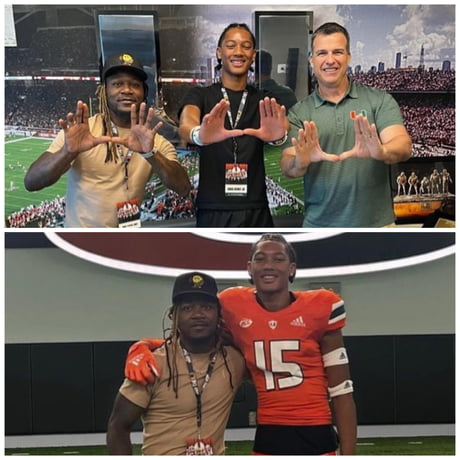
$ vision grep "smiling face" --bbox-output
[309,31,351,91]
[248,239,296,296]
[216,26,256,79]
[105,71,145,125]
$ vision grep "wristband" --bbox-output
[268,131,288,147]
[190,126,206,146]
[139,147,158,159]
[328,379,354,398]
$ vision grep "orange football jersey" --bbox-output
[219,286,346,425]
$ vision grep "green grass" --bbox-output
[4,137,304,225]
[264,144,304,203]
[356,436,456,455]
[4,137,67,219]
[4,436,455,455]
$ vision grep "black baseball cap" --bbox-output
[101,52,148,81]
[172,272,218,303]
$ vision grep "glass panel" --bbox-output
[255,11,313,105]
[96,11,160,106]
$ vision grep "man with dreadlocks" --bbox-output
[107,271,246,455]
[125,234,357,455]
[24,52,190,227]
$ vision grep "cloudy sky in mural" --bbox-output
[198,4,455,72]
[335,4,455,71]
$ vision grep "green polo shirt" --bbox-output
[287,79,405,227]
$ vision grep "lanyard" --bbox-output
[220,87,248,129]
[221,87,248,164]
[182,347,217,432]
[111,123,134,189]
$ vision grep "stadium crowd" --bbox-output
[395,93,455,149]
[400,102,455,148]
[6,69,455,151]
[6,81,98,130]
[6,26,98,75]
[5,22,456,227]
[352,68,455,92]
[265,176,303,215]
[6,82,455,158]
[141,188,197,222]
[6,196,65,228]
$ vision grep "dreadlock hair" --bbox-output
[162,300,235,399]
[96,84,119,163]
[215,23,256,74]
[248,233,297,284]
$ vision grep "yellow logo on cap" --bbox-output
[191,275,204,288]
[121,54,134,65]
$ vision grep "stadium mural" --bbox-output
[4,4,455,228]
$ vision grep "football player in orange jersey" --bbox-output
[124,234,357,455]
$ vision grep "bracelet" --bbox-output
[268,131,288,147]
[139,147,158,159]
[190,126,206,146]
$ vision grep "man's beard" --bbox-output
[108,101,136,123]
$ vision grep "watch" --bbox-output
[139,147,158,159]
[268,131,288,147]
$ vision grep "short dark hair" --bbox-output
[311,22,350,53]
[248,234,297,283]
[215,23,256,73]
[217,23,256,48]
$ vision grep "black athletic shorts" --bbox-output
[196,207,274,227]
[253,424,339,455]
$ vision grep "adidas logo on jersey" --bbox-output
[290,316,306,327]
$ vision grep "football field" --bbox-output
[4,137,67,219]
[4,137,304,224]
[263,144,304,200]
[4,436,455,455]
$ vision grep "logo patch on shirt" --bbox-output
[290,316,306,327]
[349,109,367,119]
[239,318,253,328]
[268,320,277,330]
